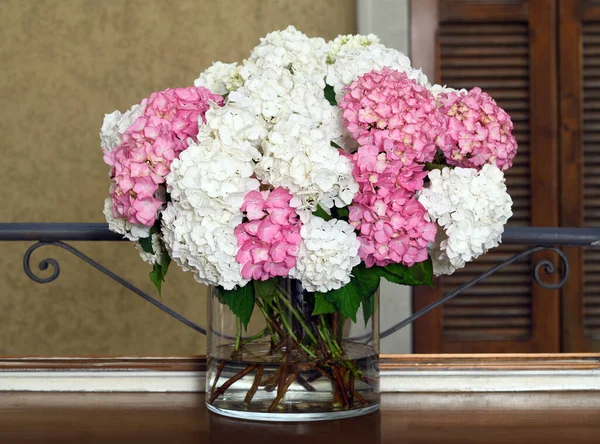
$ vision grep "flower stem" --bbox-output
[209,364,258,404]
[241,328,268,346]
[268,369,299,412]
[234,317,242,352]
[244,365,264,404]
[274,287,318,344]
[255,299,279,347]
[276,306,317,359]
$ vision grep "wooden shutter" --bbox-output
[411,0,560,353]
[561,0,600,352]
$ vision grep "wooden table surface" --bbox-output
[1,392,599,443]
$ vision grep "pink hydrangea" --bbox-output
[348,138,436,268]
[103,86,223,226]
[339,67,444,166]
[349,193,437,268]
[437,87,517,171]
[235,187,302,281]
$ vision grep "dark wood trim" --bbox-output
[439,1,529,22]
[582,3,600,21]
[0,355,598,372]
[413,281,444,354]
[411,0,444,355]
[0,357,206,372]
[528,0,561,352]
[381,353,600,370]
[559,0,584,352]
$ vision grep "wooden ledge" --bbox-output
[1,354,598,372]
[0,354,598,393]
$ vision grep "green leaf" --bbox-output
[376,257,433,287]
[424,162,447,172]
[352,263,380,298]
[330,141,342,149]
[218,285,256,330]
[313,293,337,316]
[324,84,337,106]
[139,236,154,255]
[161,249,171,277]
[149,262,163,295]
[323,280,361,322]
[408,257,434,287]
[334,206,349,219]
[361,293,375,326]
[312,204,332,221]
[352,263,380,325]
[253,279,277,304]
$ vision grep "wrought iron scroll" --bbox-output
[2,223,599,339]
[22,240,206,335]
[379,246,569,339]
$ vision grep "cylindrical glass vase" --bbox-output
[206,278,380,421]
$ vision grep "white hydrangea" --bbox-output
[161,202,245,290]
[326,33,380,64]
[256,114,358,210]
[248,25,327,83]
[198,101,267,159]
[163,134,260,289]
[194,62,243,96]
[103,197,150,241]
[417,165,513,276]
[326,41,428,102]
[428,83,468,98]
[236,26,329,121]
[134,233,163,265]
[99,100,147,153]
[290,211,361,292]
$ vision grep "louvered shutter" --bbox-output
[412,0,560,353]
[561,0,600,352]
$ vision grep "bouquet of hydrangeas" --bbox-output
[100,26,515,414]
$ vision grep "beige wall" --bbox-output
[0,0,356,356]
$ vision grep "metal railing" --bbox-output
[2,223,599,339]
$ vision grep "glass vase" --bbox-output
[206,278,380,421]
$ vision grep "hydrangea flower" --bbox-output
[198,100,268,161]
[247,25,327,84]
[437,87,518,171]
[135,233,164,265]
[162,132,260,289]
[417,164,513,275]
[428,84,467,98]
[100,100,147,155]
[235,188,302,280]
[194,61,243,96]
[349,193,437,268]
[326,37,428,103]
[256,114,358,211]
[102,86,223,228]
[161,201,246,290]
[103,197,150,241]
[290,211,361,292]
[339,67,445,166]
[326,34,380,64]
[238,26,328,121]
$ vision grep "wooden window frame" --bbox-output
[412,0,562,354]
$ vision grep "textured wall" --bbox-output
[0,0,356,356]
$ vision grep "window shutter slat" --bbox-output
[583,19,600,341]
[438,19,534,342]
[412,0,560,354]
